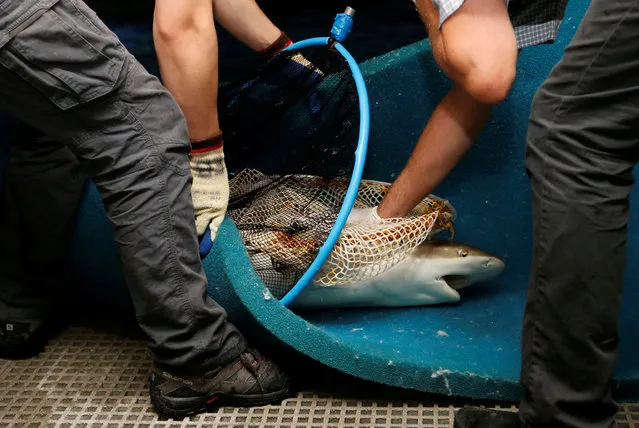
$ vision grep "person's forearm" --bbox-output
[153,0,221,141]
[377,85,492,218]
[212,0,281,52]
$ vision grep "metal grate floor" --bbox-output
[1,325,637,427]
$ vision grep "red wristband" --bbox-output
[259,31,293,60]
[190,134,224,154]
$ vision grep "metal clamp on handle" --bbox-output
[330,7,356,43]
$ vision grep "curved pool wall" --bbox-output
[2,0,639,401]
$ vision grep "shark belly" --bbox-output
[290,257,461,309]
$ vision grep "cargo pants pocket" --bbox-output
[0,0,126,111]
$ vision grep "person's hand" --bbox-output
[284,52,323,115]
[257,51,323,116]
[346,206,383,225]
[189,137,229,242]
[258,32,323,116]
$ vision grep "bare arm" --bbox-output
[377,0,518,218]
[153,0,221,141]
[212,0,282,53]
[415,0,517,103]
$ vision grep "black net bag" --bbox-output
[218,41,364,299]
[220,44,360,178]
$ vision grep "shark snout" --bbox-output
[470,256,506,285]
[484,257,505,272]
[474,256,506,279]
[441,256,505,290]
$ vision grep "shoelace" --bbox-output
[241,348,266,392]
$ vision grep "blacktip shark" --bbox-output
[288,239,506,309]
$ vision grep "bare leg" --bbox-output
[212,0,282,52]
[376,0,517,219]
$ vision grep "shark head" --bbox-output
[411,239,505,290]
[292,238,506,309]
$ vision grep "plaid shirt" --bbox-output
[432,0,570,48]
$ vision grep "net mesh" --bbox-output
[228,169,456,299]
[218,42,456,299]
[219,45,359,178]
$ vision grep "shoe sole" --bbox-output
[0,340,47,360]
[149,383,295,419]
[452,407,522,428]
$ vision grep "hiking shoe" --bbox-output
[149,346,293,418]
[454,407,522,428]
[0,320,50,360]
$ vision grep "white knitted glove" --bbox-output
[189,137,229,241]
[346,206,383,225]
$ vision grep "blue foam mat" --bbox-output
[2,0,639,402]
[69,184,527,400]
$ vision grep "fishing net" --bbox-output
[218,41,456,300]
[219,44,359,178]
[227,169,456,299]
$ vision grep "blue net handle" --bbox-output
[199,9,370,308]
[279,10,370,306]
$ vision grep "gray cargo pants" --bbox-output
[0,0,246,372]
[520,0,639,426]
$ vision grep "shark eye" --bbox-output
[458,249,468,257]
